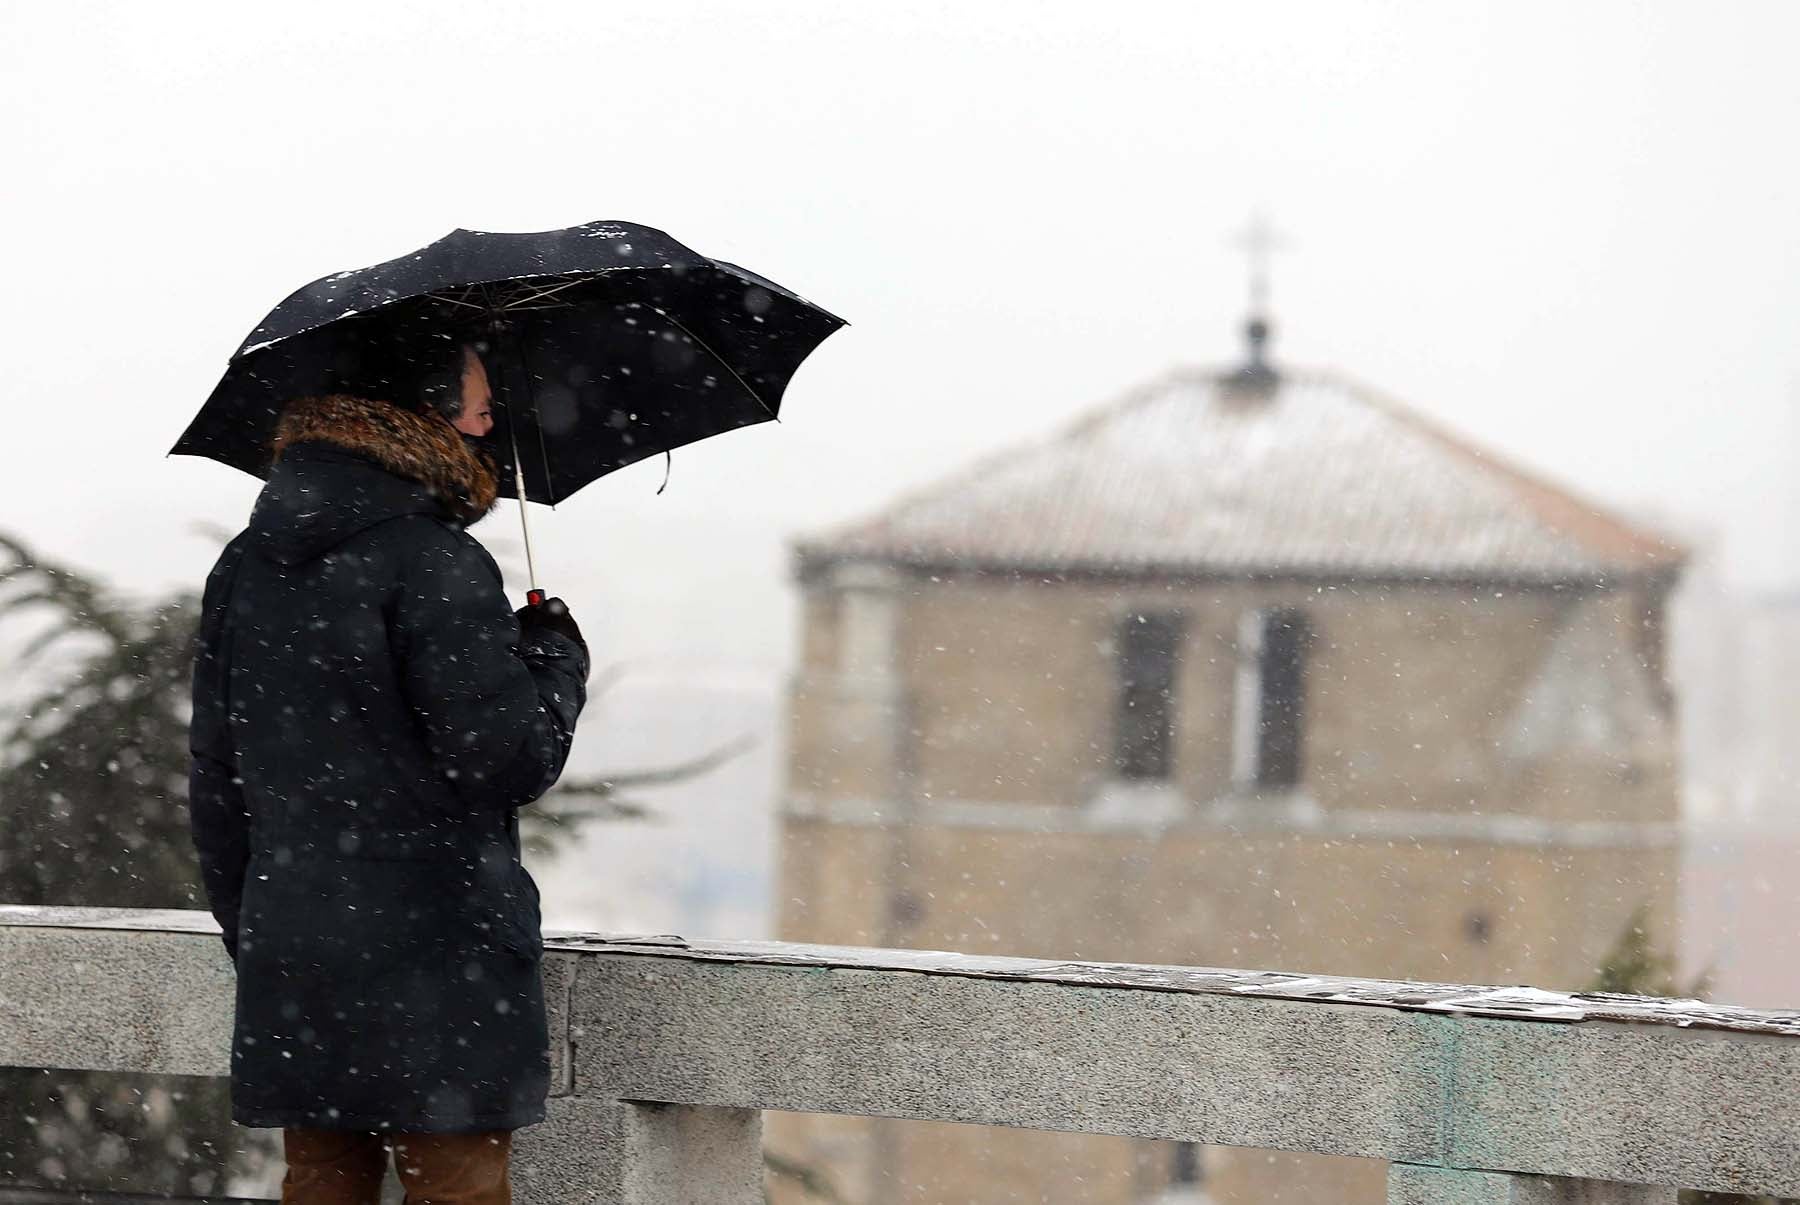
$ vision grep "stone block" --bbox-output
[544,952,576,1095]
[513,1097,762,1205]
[1390,1166,1675,1204]
[1448,1018,1800,1198]
[514,1096,623,1205]
[572,955,1446,1163]
[0,926,232,1076]
[619,1102,763,1205]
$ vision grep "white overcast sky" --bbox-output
[3,0,1797,676]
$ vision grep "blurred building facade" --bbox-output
[1673,573,1800,1008]
[769,326,1686,1205]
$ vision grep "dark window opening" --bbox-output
[1113,611,1183,780]
[1170,1140,1204,1186]
[1235,607,1311,790]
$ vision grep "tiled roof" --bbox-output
[800,367,1683,583]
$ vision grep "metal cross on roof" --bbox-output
[1232,208,1287,323]
[1227,210,1288,389]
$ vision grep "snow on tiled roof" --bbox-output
[801,367,1683,583]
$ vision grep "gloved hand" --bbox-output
[516,596,586,657]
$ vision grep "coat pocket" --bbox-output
[468,845,541,961]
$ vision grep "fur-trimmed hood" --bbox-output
[247,395,500,567]
[272,394,499,524]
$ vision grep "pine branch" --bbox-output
[0,535,134,646]
[555,734,755,797]
[764,1150,850,1204]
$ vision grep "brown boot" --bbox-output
[281,1129,387,1205]
[390,1130,513,1205]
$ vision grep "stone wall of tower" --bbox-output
[778,820,1678,988]
[770,564,1682,1205]
[786,567,1680,823]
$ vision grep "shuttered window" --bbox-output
[1232,608,1311,790]
[1114,612,1183,781]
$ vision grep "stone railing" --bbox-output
[1,907,1797,1204]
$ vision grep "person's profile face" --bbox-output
[452,346,494,437]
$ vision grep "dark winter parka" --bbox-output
[187,394,588,1134]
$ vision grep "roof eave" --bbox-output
[794,546,1685,593]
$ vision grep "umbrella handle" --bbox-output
[509,409,544,610]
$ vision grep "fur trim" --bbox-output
[272,395,499,524]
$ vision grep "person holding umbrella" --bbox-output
[180,220,843,1203]
[188,325,589,1202]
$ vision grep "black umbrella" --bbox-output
[173,220,845,595]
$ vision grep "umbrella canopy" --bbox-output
[172,221,846,505]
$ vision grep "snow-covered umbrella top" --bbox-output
[173,220,846,505]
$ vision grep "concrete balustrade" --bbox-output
[1,907,1794,1203]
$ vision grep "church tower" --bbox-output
[769,259,1685,1204]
